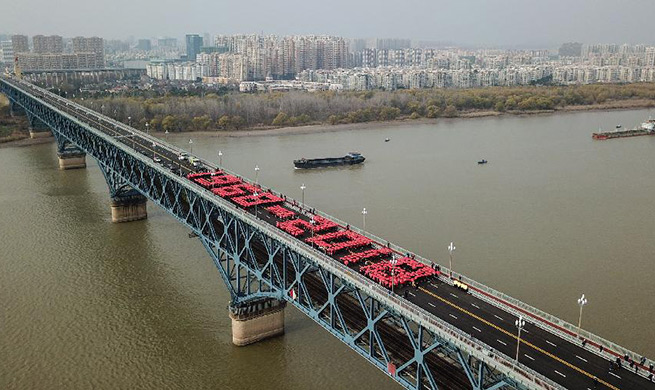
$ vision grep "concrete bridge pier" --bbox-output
[28,115,53,139]
[110,192,147,223]
[57,150,87,170]
[229,298,286,346]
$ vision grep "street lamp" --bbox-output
[253,190,259,216]
[300,183,306,205]
[189,139,193,153]
[128,116,131,127]
[165,129,169,141]
[255,165,260,185]
[515,316,526,361]
[362,207,367,230]
[152,142,157,159]
[145,122,149,135]
[577,294,588,337]
[218,150,223,166]
[448,242,456,279]
[391,257,398,293]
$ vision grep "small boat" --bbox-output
[477,159,488,165]
[385,138,391,142]
[294,152,365,169]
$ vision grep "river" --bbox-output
[2,109,654,389]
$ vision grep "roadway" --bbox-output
[6,77,655,389]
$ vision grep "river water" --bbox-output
[2,109,655,389]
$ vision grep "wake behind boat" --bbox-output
[294,152,365,169]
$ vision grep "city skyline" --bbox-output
[3,0,655,47]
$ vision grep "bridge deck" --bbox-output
[4,76,654,390]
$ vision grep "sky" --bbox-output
[3,0,655,47]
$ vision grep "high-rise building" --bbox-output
[33,35,63,53]
[186,34,203,61]
[72,36,105,67]
[11,35,29,54]
[157,37,177,48]
[1,40,14,64]
[137,39,152,51]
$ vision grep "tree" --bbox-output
[217,115,231,130]
[426,105,441,118]
[231,115,245,130]
[191,115,212,130]
[443,105,458,118]
[161,115,177,132]
[272,112,288,126]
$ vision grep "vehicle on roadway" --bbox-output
[178,152,189,161]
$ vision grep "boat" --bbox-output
[385,138,391,142]
[294,152,365,169]
[592,118,655,140]
[478,159,488,165]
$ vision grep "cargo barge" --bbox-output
[294,152,365,169]
[592,119,655,140]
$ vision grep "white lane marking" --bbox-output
[494,314,504,321]
[576,355,588,363]
[471,303,481,309]
[609,372,621,379]
[430,283,439,288]
[408,292,416,297]
[545,340,557,347]
[449,314,458,319]
[472,326,482,333]
[428,302,436,308]
[522,328,529,334]
[554,370,566,378]
[449,293,458,298]
[497,339,507,346]
[524,354,535,361]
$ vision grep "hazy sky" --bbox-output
[3,0,655,47]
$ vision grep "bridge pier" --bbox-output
[229,298,286,346]
[57,150,87,170]
[110,192,147,223]
[28,116,53,139]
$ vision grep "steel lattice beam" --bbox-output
[1,78,557,390]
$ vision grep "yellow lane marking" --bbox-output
[418,287,619,390]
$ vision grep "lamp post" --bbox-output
[218,150,223,166]
[577,294,588,337]
[448,242,456,279]
[145,122,149,135]
[255,165,260,185]
[253,190,259,216]
[128,116,131,127]
[165,129,169,141]
[391,257,398,293]
[515,316,526,361]
[300,183,306,205]
[310,215,315,244]
[362,207,367,231]
[189,139,193,153]
[152,142,157,160]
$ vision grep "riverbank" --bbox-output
[161,98,655,138]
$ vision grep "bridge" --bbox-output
[2,75,654,390]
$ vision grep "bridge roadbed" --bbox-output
[6,77,655,390]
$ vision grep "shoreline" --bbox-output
[1,99,653,147]
[162,98,655,139]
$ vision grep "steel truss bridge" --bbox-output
[2,76,654,390]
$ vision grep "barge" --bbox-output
[294,152,365,169]
[592,119,655,140]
